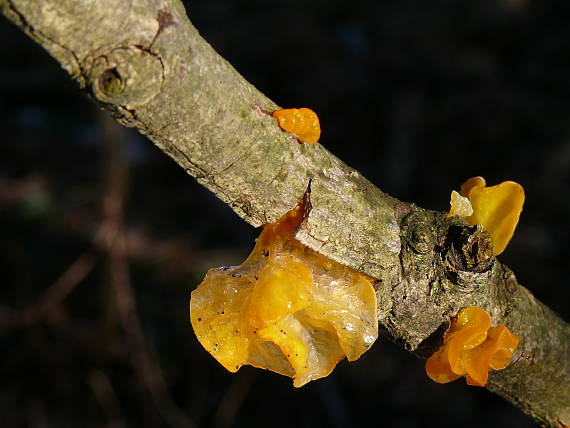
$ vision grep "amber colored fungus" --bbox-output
[190,201,378,387]
[425,306,519,387]
[459,176,487,197]
[272,108,321,143]
[448,177,525,255]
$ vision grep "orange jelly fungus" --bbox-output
[425,306,519,387]
[448,176,525,255]
[272,108,321,144]
[190,201,378,387]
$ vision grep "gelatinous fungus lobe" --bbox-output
[447,190,473,218]
[425,306,519,386]
[272,108,321,143]
[190,199,378,387]
[448,176,525,255]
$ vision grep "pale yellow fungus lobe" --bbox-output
[425,306,519,386]
[448,176,525,255]
[447,190,473,218]
[190,198,378,387]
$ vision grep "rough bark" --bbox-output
[1,0,568,426]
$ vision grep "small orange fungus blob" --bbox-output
[425,306,519,387]
[272,107,321,143]
[190,200,378,387]
[448,177,525,255]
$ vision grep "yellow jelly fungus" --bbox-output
[272,108,321,143]
[190,200,378,387]
[459,176,487,197]
[447,190,473,218]
[448,177,525,255]
[425,306,519,387]
[463,325,520,386]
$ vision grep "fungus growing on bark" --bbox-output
[190,195,378,387]
[447,190,473,218]
[425,306,519,386]
[448,177,525,255]
[272,108,321,143]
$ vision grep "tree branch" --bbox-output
[1,0,568,426]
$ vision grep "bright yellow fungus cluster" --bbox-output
[448,176,525,255]
[425,306,519,386]
[272,108,321,144]
[190,201,378,387]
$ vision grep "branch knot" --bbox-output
[445,224,494,292]
[89,46,164,109]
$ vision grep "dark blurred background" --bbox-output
[1,1,569,427]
